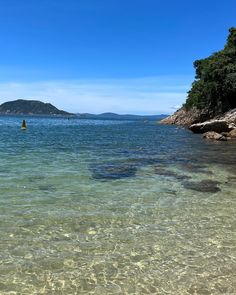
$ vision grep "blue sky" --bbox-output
[0,0,235,114]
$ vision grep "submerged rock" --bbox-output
[90,163,137,180]
[183,179,221,193]
[154,167,191,180]
[202,131,227,141]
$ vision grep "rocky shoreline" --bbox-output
[161,107,236,141]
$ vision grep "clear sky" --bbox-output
[0,0,235,114]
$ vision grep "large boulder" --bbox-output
[228,128,236,138]
[189,120,233,134]
[202,131,227,141]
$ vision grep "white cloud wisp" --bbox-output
[0,76,192,114]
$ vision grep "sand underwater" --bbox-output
[0,116,236,294]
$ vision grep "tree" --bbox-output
[184,27,236,116]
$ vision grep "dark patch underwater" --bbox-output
[182,179,221,193]
[90,163,137,180]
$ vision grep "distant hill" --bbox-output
[76,112,168,121]
[0,99,73,116]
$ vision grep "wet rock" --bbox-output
[90,163,137,180]
[202,131,227,141]
[183,180,221,193]
[189,120,233,134]
[228,128,236,138]
[221,132,230,137]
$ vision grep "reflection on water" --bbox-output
[0,116,236,294]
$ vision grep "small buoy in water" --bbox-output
[21,119,27,130]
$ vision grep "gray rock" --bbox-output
[228,128,236,138]
[217,108,236,124]
[161,107,236,129]
[160,107,208,126]
[189,120,233,134]
[221,132,230,137]
[202,131,227,141]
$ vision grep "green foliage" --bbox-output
[185,27,236,114]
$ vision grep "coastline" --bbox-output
[160,107,236,140]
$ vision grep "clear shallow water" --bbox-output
[0,116,236,294]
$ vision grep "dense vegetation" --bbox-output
[185,27,236,115]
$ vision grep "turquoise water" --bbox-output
[0,116,236,294]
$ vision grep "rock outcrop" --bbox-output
[189,120,234,134]
[160,107,208,126]
[161,107,236,141]
[216,108,236,124]
[228,128,236,138]
[202,131,227,141]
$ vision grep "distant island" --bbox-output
[0,99,73,116]
[76,112,167,121]
[0,99,167,120]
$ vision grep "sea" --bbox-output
[0,116,236,295]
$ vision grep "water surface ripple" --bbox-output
[0,116,236,294]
